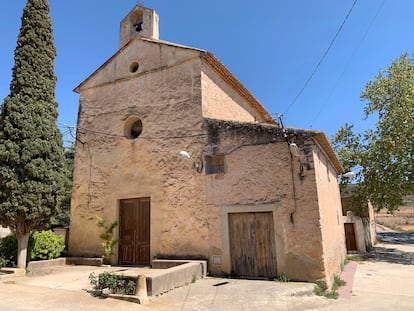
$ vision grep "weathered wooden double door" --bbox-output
[119,198,150,266]
[229,212,277,279]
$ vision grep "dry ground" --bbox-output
[375,204,414,231]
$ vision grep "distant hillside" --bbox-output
[376,194,414,231]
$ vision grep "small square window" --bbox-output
[205,155,225,175]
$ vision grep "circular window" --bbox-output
[124,117,143,139]
[130,62,139,73]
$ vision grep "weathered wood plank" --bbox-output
[229,212,277,278]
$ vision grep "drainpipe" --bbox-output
[277,114,300,224]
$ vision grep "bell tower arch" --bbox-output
[119,6,159,48]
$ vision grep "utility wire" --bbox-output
[283,0,358,115]
[309,0,386,128]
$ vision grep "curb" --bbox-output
[338,261,358,299]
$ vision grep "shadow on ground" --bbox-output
[364,232,414,265]
[378,232,414,245]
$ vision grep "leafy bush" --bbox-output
[96,216,118,263]
[89,271,136,295]
[0,256,10,268]
[29,230,64,261]
[0,235,18,266]
[0,230,64,265]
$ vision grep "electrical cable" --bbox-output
[283,0,358,115]
[309,0,386,128]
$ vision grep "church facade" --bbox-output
[68,6,346,289]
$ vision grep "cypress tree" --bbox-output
[0,0,66,268]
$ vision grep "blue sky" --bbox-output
[1,0,412,143]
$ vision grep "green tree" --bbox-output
[0,0,66,268]
[332,54,414,213]
[50,143,74,227]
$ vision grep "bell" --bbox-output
[135,22,143,32]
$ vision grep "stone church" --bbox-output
[68,5,346,289]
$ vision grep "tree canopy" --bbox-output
[0,0,67,268]
[332,54,414,213]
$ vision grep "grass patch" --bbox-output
[276,274,290,283]
[334,275,346,287]
[346,255,366,262]
[313,275,346,300]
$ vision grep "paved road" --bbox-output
[1,231,413,310]
[377,231,414,245]
[326,231,414,311]
[0,282,145,311]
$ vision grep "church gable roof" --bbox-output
[73,37,203,93]
[74,37,274,124]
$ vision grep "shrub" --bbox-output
[29,230,64,261]
[89,271,136,295]
[0,235,18,266]
[96,216,118,263]
[0,230,64,265]
[0,256,10,268]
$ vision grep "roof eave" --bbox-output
[312,132,344,174]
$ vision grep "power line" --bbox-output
[283,0,358,115]
[309,0,386,128]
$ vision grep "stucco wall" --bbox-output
[203,120,330,283]
[201,63,264,123]
[78,39,202,92]
[70,21,344,288]
[69,38,277,264]
[69,52,211,260]
[313,144,346,288]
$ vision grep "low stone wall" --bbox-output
[147,261,205,296]
[0,268,25,280]
[25,257,207,301]
[152,259,207,276]
[26,258,66,276]
[26,257,102,276]
[65,257,103,266]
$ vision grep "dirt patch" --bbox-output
[376,206,414,231]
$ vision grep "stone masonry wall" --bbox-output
[313,145,346,289]
[203,119,328,283]
[69,54,210,260]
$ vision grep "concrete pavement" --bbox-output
[326,231,414,311]
[0,265,149,311]
[0,265,326,311]
[1,231,414,310]
[327,259,414,310]
[146,277,330,311]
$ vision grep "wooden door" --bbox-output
[229,212,277,279]
[119,198,150,266]
[344,223,357,251]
